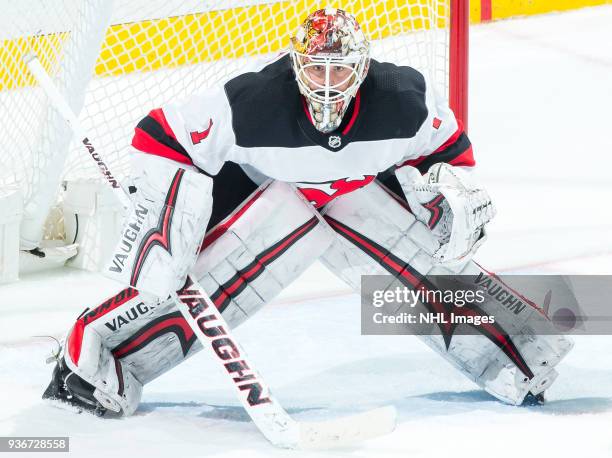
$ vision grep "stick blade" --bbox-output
[297,405,397,450]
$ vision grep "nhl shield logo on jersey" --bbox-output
[328,135,342,148]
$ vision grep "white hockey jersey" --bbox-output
[131,54,473,207]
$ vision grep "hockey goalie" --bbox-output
[43,8,572,416]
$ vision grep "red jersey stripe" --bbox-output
[132,127,194,165]
[148,108,178,141]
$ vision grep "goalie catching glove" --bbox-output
[396,163,496,263]
[103,153,213,298]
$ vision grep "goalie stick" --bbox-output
[25,55,397,449]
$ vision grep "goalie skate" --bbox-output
[42,357,107,417]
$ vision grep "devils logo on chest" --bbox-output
[296,175,376,207]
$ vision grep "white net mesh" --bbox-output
[0,0,453,248]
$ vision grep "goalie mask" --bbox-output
[290,8,370,133]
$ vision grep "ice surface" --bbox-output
[1,6,612,457]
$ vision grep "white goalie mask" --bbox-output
[290,8,370,133]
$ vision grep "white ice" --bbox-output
[1,5,612,457]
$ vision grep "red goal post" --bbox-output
[449,0,469,132]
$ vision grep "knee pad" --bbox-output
[192,180,334,328]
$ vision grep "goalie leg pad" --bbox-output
[103,153,213,298]
[60,180,334,408]
[191,180,334,329]
[320,180,573,405]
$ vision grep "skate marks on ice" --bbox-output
[142,352,612,427]
[138,400,320,423]
[414,390,612,416]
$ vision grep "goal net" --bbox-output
[0,0,467,254]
